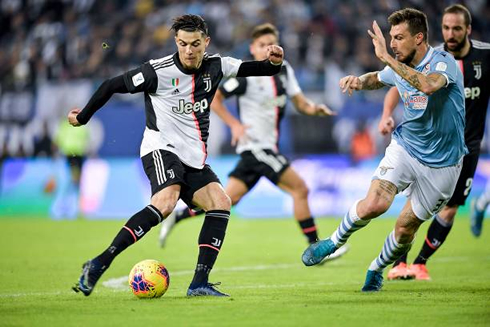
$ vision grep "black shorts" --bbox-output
[229,149,290,190]
[447,151,480,206]
[141,149,221,208]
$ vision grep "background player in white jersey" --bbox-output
[302,8,466,292]
[379,5,490,280]
[70,14,284,297]
[158,23,346,259]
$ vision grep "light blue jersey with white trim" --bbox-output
[378,46,467,167]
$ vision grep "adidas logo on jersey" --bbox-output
[172,98,209,114]
[172,88,180,95]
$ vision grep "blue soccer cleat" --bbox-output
[72,259,108,296]
[470,199,485,237]
[301,238,338,266]
[187,282,229,297]
[361,270,384,292]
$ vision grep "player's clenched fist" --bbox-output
[267,45,284,65]
[68,108,82,127]
[339,75,362,96]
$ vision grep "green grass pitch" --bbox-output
[0,216,489,326]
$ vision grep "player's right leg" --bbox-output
[302,179,397,266]
[73,149,182,296]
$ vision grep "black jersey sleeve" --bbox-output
[122,62,158,94]
[76,75,129,125]
[236,59,282,77]
[219,77,247,98]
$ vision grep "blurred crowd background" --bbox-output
[1,0,489,161]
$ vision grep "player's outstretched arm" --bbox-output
[339,72,384,96]
[368,20,447,95]
[378,86,398,135]
[236,45,284,77]
[291,93,336,116]
[211,90,248,146]
[69,75,129,127]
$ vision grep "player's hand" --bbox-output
[368,20,389,64]
[230,122,249,147]
[68,108,82,127]
[267,45,284,65]
[315,104,337,116]
[378,115,395,135]
[339,75,362,96]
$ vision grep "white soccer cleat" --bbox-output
[159,211,177,248]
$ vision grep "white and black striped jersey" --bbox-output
[122,53,242,169]
[436,40,490,154]
[219,61,301,153]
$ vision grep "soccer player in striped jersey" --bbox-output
[158,23,347,260]
[379,5,490,280]
[70,14,284,297]
[302,8,467,292]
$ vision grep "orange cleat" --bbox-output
[408,264,431,280]
[387,262,415,280]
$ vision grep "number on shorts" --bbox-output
[433,198,448,213]
[463,178,473,196]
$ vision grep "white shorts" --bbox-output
[373,140,462,220]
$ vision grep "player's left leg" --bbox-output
[182,167,232,297]
[277,166,319,244]
[363,200,423,292]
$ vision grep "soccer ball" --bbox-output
[128,259,170,298]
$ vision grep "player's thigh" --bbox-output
[225,177,249,205]
[446,152,479,207]
[409,162,462,221]
[358,179,397,218]
[192,182,231,211]
[277,166,308,195]
[150,184,181,216]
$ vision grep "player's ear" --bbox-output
[416,32,424,46]
[467,24,472,37]
[204,36,211,47]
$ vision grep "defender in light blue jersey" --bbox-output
[301,8,466,292]
[379,47,467,167]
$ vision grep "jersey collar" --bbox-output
[416,46,434,69]
[173,52,204,75]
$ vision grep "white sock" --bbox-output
[330,200,370,247]
[368,230,412,272]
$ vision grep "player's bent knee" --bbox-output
[362,199,390,218]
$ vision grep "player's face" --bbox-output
[175,30,210,70]
[389,22,420,65]
[442,13,471,53]
[250,34,278,61]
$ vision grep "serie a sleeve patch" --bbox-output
[132,72,145,87]
[435,62,447,72]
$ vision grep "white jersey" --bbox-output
[220,61,301,153]
[123,53,242,169]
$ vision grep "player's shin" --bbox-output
[413,214,453,264]
[190,210,230,288]
[96,205,163,266]
[330,200,370,247]
[369,230,412,272]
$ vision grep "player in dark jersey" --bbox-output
[157,23,347,261]
[70,14,284,297]
[378,5,490,280]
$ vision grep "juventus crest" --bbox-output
[203,74,212,92]
[473,62,482,80]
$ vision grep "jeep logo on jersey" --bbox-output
[203,74,212,92]
[172,98,209,114]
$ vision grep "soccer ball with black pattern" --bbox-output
[128,259,170,298]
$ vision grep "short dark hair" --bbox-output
[388,8,429,43]
[171,14,209,36]
[444,4,472,26]
[251,23,279,41]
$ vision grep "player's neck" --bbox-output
[449,40,471,59]
[410,43,429,68]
